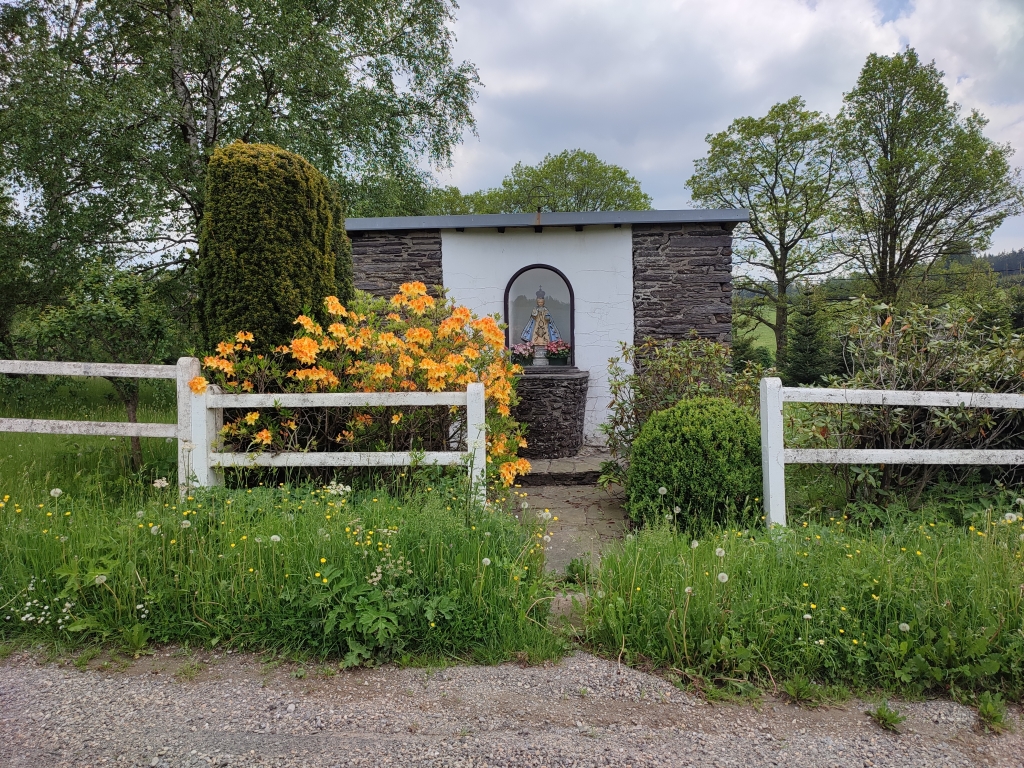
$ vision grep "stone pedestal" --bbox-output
[512,367,589,459]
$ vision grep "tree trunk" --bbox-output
[773,293,789,371]
[124,390,144,472]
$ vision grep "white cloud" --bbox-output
[441,0,1024,251]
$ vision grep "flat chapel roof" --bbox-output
[344,208,748,232]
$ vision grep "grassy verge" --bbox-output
[0,475,561,665]
[585,514,1024,698]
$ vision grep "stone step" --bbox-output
[519,450,610,486]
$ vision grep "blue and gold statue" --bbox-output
[521,287,561,364]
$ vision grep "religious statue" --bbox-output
[520,287,562,365]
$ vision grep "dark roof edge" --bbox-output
[344,209,748,232]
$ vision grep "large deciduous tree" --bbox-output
[0,0,479,270]
[834,48,1023,303]
[431,149,653,214]
[688,97,841,367]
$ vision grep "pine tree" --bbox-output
[783,293,835,385]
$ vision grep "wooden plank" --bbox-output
[0,360,177,379]
[781,387,1024,409]
[760,377,787,526]
[212,451,468,468]
[208,392,468,409]
[785,448,1024,465]
[0,418,176,439]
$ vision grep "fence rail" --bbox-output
[1,358,488,497]
[760,377,1024,527]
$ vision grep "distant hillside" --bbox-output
[983,250,1024,277]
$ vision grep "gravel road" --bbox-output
[1,648,1021,768]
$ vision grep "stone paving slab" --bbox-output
[514,483,630,574]
[519,449,611,486]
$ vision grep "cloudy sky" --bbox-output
[436,0,1024,253]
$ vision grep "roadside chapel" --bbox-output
[344,209,745,459]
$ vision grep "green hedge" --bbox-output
[627,397,761,524]
[197,141,353,351]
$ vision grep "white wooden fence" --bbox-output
[760,376,1024,527]
[0,357,488,496]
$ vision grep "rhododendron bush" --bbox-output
[190,283,531,488]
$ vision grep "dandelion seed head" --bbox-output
[658,486,668,496]
[684,586,693,594]
[481,558,491,566]
[673,506,681,514]
[180,520,191,529]
[93,574,107,585]
[715,547,726,557]
[899,622,910,632]
[150,525,160,535]
[691,540,699,549]
[803,614,812,620]
[49,488,62,498]
[136,510,144,519]
[1004,512,1019,523]
[717,572,728,583]
[270,535,281,543]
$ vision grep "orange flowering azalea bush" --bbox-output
[194,283,531,488]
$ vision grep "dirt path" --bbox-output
[2,648,1021,768]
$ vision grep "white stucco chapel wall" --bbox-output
[441,226,634,442]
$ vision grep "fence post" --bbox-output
[760,376,786,527]
[190,383,224,488]
[466,382,487,501]
[176,357,200,496]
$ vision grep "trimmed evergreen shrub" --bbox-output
[627,397,761,525]
[197,141,354,351]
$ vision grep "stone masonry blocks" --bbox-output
[632,223,733,344]
[512,369,590,459]
[350,230,443,297]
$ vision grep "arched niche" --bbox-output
[504,264,575,363]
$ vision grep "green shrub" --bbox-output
[783,291,837,385]
[626,397,762,524]
[197,141,353,352]
[600,335,772,484]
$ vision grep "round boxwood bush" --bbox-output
[626,396,761,524]
[197,141,353,352]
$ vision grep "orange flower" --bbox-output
[389,293,408,307]
[216,341,237,356]
[408,294,435,314]
[294,315,322,334]
[244,411,260,425]
[437,316,463,339]
[290,366,340,389]
[275,345,290,353]
[451,306,472,323]
[253,429,273,446]
[472,316,505,350]
[235,331,254,343]
[405,327,433,345]
[372,363,394,380]
[391,413,402,424]
[376,331,402,348]
[290,337,319,365]
[399,281,428,297]
[188,376,208,395]
[354,413,373,427]
[462,344,480,360]
[344,336,365,352]
[241,380,254,392]
[328,323,348,339]
[203,356,234,375]
[386,313,402,322]
[399,379,417,390]
[324,296,348,316]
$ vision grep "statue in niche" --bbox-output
[521,287,562,365]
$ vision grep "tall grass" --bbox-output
[587,510,1024,696]
[0,377,561,664]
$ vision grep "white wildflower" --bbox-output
[50,488,62,498]
[94,574,107,585]
[180,520,191,529]
[543,535,551,543]
[270,535,281,543]
[691,540,699,549]
[484,531,491,537]
[153,478,169,489]
[481,558,491,567]
[520,501,529,510]
[684,586,693,595]
[541,511,552,521]
[1004,512,1019,523]
[803,614,812,621]
[717,572,728,583]
[658,486,668,496]
[136,510,145,519]
[1016,497,1024,506]
[254,537,263,543]
[715,547,726,558]
[899,622,910,633]
[673,506,681,515]
[150,525,161,535]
